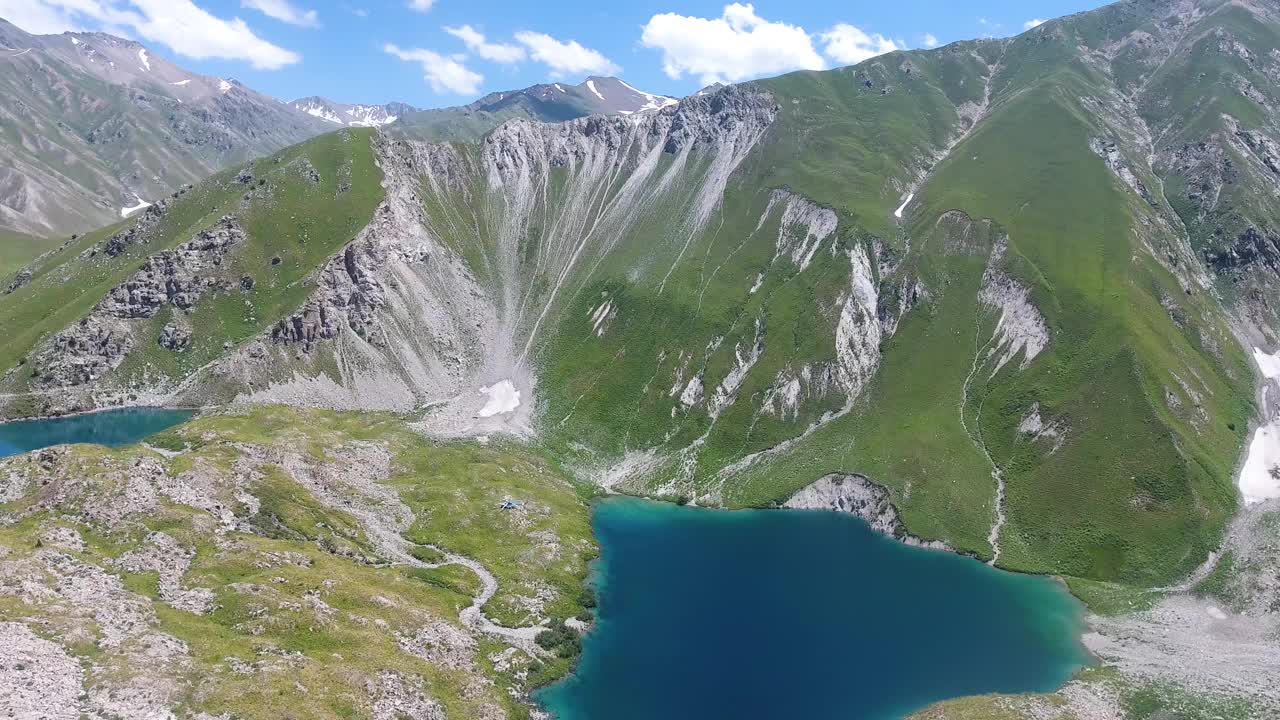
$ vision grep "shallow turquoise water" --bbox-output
[0,408,194,458]
[539,497,1088,720]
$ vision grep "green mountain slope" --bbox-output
[0,0,1272,589]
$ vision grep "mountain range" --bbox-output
[1,0,1279,718]
[0,19,675,240]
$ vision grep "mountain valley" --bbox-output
[2,0,1280,718]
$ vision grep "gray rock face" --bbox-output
[101,201,169,258]
[271,241,386,350]
[33,217,245,387]
[101,216,244,319]
[34,316,134,388]
[784,474,952,551]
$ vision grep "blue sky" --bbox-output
[3,0,1111,107]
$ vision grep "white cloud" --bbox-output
[0,0,300,69]
[445,25,525,64]
[241,0,318,28]
[820,23,899,65]
[514,30,618,77]
[406,0,433,12]
[384,43,482,94]
[1024,18,1045,30]
[640,3,823,85]
[922,33,939,49]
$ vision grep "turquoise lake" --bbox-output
[539,497,1088,720]
[0,408,194,458]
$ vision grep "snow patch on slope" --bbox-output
[120,198,151,217]
[894,192,914,219]
[618,79,678,111]
[586,79,604,101]
[478,380,521,417]
[1253,347,1280,380]
[1239,419,1280,504]
[1241,347,1280,504]
[137,48,150,71]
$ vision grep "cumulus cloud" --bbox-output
[820,23,899,65]
[514,31,618,77]
[406,0,433,12]
[241,0,318,28]
[445,25,525,64]
[922,33,939,49]
[1024,18,1045,30]
[640,3,824,85]
[0,0,300,69]
[384,43,482,94]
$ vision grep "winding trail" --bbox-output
[408,543,547,644]
[260,444,549,648]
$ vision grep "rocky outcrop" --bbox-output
[33,315,134,387]
[978,238,1049,376]
[216,86,778,434]
[784,473,951,550]
[271,240,387,349]
[101,216,244,319]
[1090,137,1155,204]
[1205,226,1280,277]
[32,217,246,387]
[98,200,168,258]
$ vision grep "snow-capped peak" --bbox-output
[288,97,411,127]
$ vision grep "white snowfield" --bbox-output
[618,79,678,111]
[478,380,521,417]
[218,79,232,93]
[1253,347,1280,379]
[120,198,151,218]
[169,79,191,86]
[1241,347,1280,504]
[137,48,149,71]
[1240,421,1280,504]
[586,79,605,101]
[894,192,915,218]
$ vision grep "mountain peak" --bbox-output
[288,96,417,127]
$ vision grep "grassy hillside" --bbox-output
[0,229,59,277]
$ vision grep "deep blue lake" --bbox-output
[0,408,194,458]
[539,497,1088,720]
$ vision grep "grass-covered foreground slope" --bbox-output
[0,405,596,719]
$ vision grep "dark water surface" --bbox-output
[0,408,194,457]
[540,497,1087,720]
